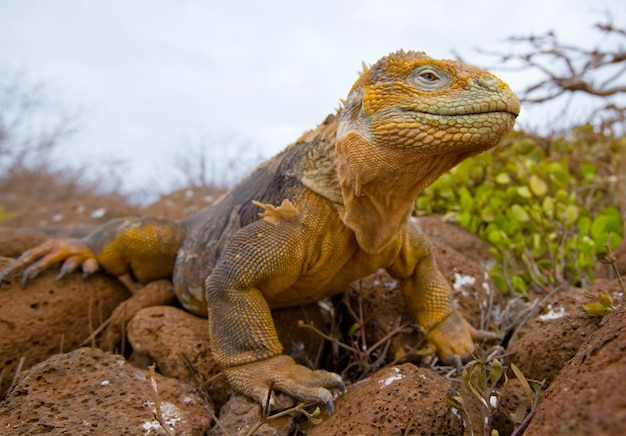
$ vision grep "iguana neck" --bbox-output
[290,111,432,254]
[335,129,466,254]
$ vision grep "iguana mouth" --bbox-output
[398,105,520,119]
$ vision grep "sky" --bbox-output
[1,0,624,200]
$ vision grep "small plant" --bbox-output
[446,346,506,436]
[297,302,414,382]
[446,347,544,436]
[508,363,544,436]
[148,363,176,436]
[418,128,624,295]
[582,290,616,317]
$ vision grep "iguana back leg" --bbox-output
[0,216,186,286]
[0,217,186,349]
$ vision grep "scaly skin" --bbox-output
[0,50,520,411]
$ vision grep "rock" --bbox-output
[126,303,327,409]
[506,280,624,384]
[306,364,463,435]
[525,306,626,435]
[0,257,131,399]
[208,394,295,436]
[0,347,213,435]
[0,228,48,258]
[417,215,494,266]
[127,305,228,406]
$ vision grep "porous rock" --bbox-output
[506,280,623,385]
[307,363,463,435]
[0,257,131,399]
[0,347,213,435]
[525,306,626,435]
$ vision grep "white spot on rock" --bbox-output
[378,367,404,389]
[52,213,64,222]
[142,401,182,434]
[384,280,398,290]
[539,304,565,321]
[100,379,110,386]
[90,208,106,218]
[453,273,476,290]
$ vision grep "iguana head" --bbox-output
[336,50,520,253]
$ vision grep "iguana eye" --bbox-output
[420,71,439,82]
[411,66,450,91]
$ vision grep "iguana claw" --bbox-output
[0,238,98,288]
[223,355,346,414]
[425,310,476,364]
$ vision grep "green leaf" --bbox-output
[445,392,465,411]
[489,359,504,386]
[510,204,530,222]
[560,204,580,227]
[496,172,511,184]
[468,363,486,392]
[490,270,508,292]
[487,229,502,244]
[592,213,623,250]
[541,196,555,220]
[580,162,597,182]
[529,174,548,197]
[510,363,533,398]
[578,216,591,236]
[598,290,614,308]
[582,302,614,317]
[481,207,497,223]
[459,186,474,210]
[508,403,528,425]
[348,322,361,337]
[517,186,532,199]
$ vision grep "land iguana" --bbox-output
[0,50,520,411]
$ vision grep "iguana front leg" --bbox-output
[388,220,475,364]
[205,203,345,411]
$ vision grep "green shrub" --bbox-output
[418,126,625,295]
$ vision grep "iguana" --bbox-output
[0,50,520,411]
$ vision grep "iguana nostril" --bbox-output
[477,75,499,90]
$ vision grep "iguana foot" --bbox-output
[223,355,346,414]
[426,310,476,364]
[0,238,98,288]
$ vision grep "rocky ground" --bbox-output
[0,188,624,435]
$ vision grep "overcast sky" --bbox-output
[1,0,624,198]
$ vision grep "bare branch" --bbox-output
[477,11,626,132]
